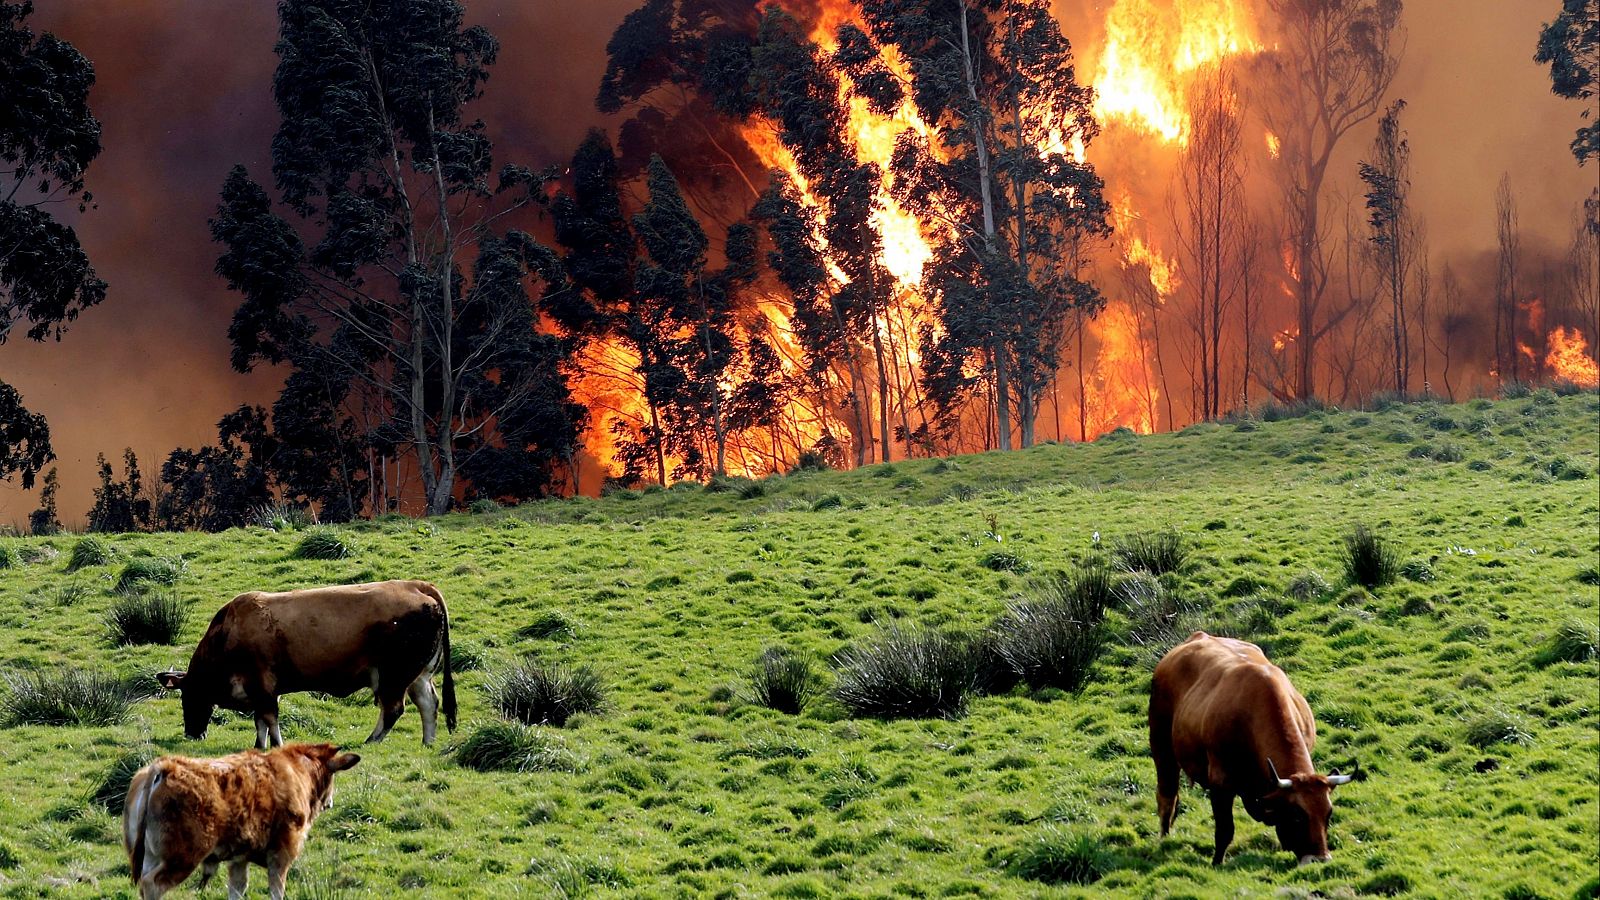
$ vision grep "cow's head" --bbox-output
[155,670,214,740]
[283,743,362,813]
[1257,758,1355,865]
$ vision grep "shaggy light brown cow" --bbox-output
[156,579,456,749]
[122,743,360,899]
[1149,631,1356,866]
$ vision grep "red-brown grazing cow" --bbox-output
[156,580,455,749]
[122,743,360,899]
[1149,631,1355,866]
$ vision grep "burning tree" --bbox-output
[861,0,1111,449]
[212,0,584,515]
[1259,0,1404,400]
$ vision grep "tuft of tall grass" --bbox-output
[453,721,583,773]
[518,610,577,641]
[1531,621,1598,668]
[0,670,150,727]
[1463,709,1534,749]
[104,591,188,646]
[1111,530,1188,575]
[1001,825,1114,885]
[963,630,1022,696]
[832,624,975,720]
[90,747,156,813]
[250,502,315,532]
[1340,525,1400,588]
[114,556,186,593]
[483,659,605,727]
[468,498,502,514]
[67,535,115,571]
[0,545,17,569]
[742,646,820,715]
[293,527,355,560]
[993,570,1112,692]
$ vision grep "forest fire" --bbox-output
[1546,326,1599,388]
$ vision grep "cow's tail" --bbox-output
[123,763,160,884]
[423,582,457,733]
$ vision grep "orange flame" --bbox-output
[1546,327,1600,387]
[1265,130,1280,159]
[1091,0,1261,145]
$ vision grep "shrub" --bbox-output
[993,570,1112,692]
[737,480,768,500]
[1463,710,1534,749]
[832,624,975,720]
[1400,560,1436,583]
[468,498,501,514]
[789,450,830,473]
[1111,530,1188,575]
[811,493,844,511]
[1544,457,1591,480]
[294,527,354,560]
[1002,826,1113,885]
[453,721,582,773]
[67,535,115,571]
[114,556,186,593]
[105,591,188,646]
[742,646,820,715]
[483,659,605,727]
[0,670,149,726]
[518,610,577,641]
[250,503,315,532]
[19,543,58,565]
[1531,621,1599,668]
[91,747,156,813]
[963,630,1022,696]
[1288,570,1332,601]
[1340,525,1399,589]
[980,550,1028,573]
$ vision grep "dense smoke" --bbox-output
[1,0,1592,523]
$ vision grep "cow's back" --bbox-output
[1153,632,1310,789]
[201,580,444,694]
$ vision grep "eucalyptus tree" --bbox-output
[213,0,582,515]
[859,0,1110,449]
[0,1,104,487]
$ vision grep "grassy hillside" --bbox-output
[0,392,1595,899]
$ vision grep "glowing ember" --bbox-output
[1091,0,1261,144]
[1546,326,1599,387]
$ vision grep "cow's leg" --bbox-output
[265,852,295,900]
[255,697,282,750]
[196,859,218,891]
[1209,790,1235,866]
[407,675,439,746]
[1154,753,1181,838]
[366,683,406,744]
[227,859,250,900]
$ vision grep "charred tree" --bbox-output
[1260,0,1404,400]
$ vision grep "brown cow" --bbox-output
[1149,631,1355,866]
[156,580,455,749]
[122,743,360,899]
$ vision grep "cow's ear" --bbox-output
[156,671,186,690]
[329,753,361,772]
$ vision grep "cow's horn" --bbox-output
[1267,758,1292,789]
[1326,768,1355,786]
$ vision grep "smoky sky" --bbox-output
[1,0,1592,523]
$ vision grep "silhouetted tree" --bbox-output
[1495,174,1523,382]
[1359,99,1419,393]
[214,0,579,515]
[28,465,59,534]
[861,0,1110,449]
[156,406,277,531]
[1260,0,1404,399]
[87,449,150,533]
[1535,0,1599,164]
[0,1,104,488]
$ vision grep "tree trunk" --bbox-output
[958,1,1009,451]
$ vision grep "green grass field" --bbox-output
[0,391,1596,899]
